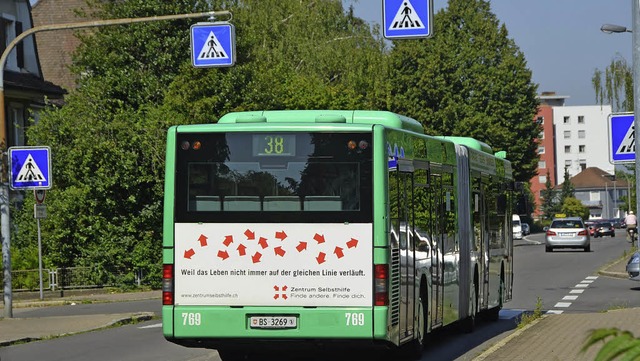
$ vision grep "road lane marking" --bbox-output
[569,289,584,294]
[574,283,589,288]
[546,310,564,314]
[139,323,162,329]
[554,302,571,308]
[562,295,579,300]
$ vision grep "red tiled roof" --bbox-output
[557,167,628,189]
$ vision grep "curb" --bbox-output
[472,315,548,361]
[0,312,155,347]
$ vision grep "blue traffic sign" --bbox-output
[609,113,635,163]
[190,22,236,68]
[383,0,433,39]
[9,146,52,190]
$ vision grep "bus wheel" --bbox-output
[461,281,477,333]
[402,290,426,359]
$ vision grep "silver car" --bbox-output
[545,217,590,252]
[627,252,640,281]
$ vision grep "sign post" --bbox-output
[383,0,433,39]
[8,147,51,300]
[190,22,236,68]
[608,113,635,164]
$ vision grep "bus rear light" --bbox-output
[163,264,174,305]
[374,264,388,306]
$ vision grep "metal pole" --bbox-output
[1,9,231,318]
[37,216,42,300]
[634,0,640,249]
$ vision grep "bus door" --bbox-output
[477,179,490,309]
[391,160,415,341]
[429,172,444,327]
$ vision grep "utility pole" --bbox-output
[2,10,231,318]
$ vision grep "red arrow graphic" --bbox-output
[314,233,325,244]
[334,246,344,259]
[274,285,280,291]
[258,237,269,249]
[316,252,326,264]
[237,244,247,256]
[252,252,262,263]
[274,294,280,300]
[184,249,195,259]
[217,250,229,260]
[245,229,255,240]
[275,231,287,241]
[282,294,288,300]
[223,235,233,247]
[296,241,307,252]
[347,238,359,248]
[198,234,208,247]
[282,285,288,291]
[274,246,286,257]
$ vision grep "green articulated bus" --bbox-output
[162,110,516,360]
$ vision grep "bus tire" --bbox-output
[402,285,427,359]
[461,277,478,333]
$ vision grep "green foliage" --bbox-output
[561,198,590,220]
[517,296,543,329]
[560,167,575,205]
[592,54,633,112]
[540,170,560,220]
[10,0,543,289]
[387,0,540,181]
[582,328,640,361]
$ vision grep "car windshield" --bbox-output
[551,220,584,229]
[597,222,612,227]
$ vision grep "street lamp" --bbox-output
[600,1,640,250]
[601,24,632,34]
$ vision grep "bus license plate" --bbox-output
[249,316,297,329]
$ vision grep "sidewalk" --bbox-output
[0,290,160,346]
[474,242,639,360]
[0,256,635,360]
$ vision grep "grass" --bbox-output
[517,296,544,329]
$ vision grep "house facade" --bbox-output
[0,0,65,148]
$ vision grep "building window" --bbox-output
[539,160,546,169]
[579,159,587,171]
[590,191,600,201]
[565,160,572,166]
[578,130,585,139]
[579,145,586,153]
[538,131,544,140]
[563,116,570,124]
[564,130,571,139]
[536,116,544,125]
[578,115,584,124]
[8,104,25,147]
[15,21,23,69]
[538,146,545,154]
[539,175,546,184]
[564,145,571,153]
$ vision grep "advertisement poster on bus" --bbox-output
[174,223,373,307]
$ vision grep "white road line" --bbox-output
[562,295,579,301]
[569,289,585,294]
[580,280,594,284]
[574,283,589,288]
[139,323,162,329]
[554,302,572,308]
[546,310,564,314]
[586,276,598,280]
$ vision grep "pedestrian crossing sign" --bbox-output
[609,113,635,163]
[9,146,52,190]
[191,22,236,68]
[383,0,433,39]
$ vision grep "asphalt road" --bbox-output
[1,231,637,361]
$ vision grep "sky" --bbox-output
[343,0,633,106]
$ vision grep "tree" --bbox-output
[592,54,633,112]
[561,198,589,220]
[559,167,575,205]
[387,0,540,181]
[582,328,640,361]
[540,170,560,220]
[13,0,387,286]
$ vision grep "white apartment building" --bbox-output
[553,105,613,179]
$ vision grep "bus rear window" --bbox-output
[174,132,372,223]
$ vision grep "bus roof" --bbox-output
[217,110,425,134]
[434,136,494,154]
